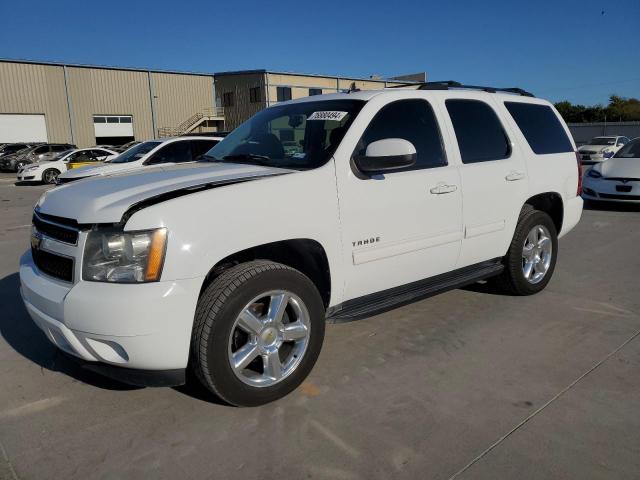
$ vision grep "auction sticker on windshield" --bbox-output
[307,111,348,121]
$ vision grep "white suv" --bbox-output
[20,83,583,406]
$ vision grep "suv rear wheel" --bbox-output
[495,208,558,295]
[191,260,325,406]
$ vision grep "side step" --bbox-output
[327,258,504,323]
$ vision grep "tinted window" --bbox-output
[356,99,446,171]
[147,141,192,164]
[614,138,640,158]
[446,100,511,163]
[191,140,219,159]
[504,102,573,155]
[277,87,292,102]
[589,137,616,145]
[110,141,161,163]
[50,145,69,152]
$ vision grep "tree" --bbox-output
[554,95,640,122]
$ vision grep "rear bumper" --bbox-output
[559,195,583,238]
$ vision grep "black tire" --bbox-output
[191,260,325,407]
[42,168,60,184]
[494,207,558,295]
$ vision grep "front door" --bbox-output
[335,97,463,302]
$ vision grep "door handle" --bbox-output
[505,171,526,182]
[430,183,458,195]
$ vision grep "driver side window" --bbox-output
[146,141,192,165]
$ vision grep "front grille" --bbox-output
[33,212,79,244]
[599,193,640,201]
[32,248,74,282]
[605,177,640,182]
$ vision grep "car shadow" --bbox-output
[583,199,640,212]
[0,271,226,402]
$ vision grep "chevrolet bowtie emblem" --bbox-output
[31,229,42,250]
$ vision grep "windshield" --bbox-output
[49,149,73,161]
[109,141,160,163]
[614,139,640,158]
[588,137,616,145]
[204,100,365,170]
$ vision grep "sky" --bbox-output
[1,0,638,105]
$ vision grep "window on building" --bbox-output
[355,99,447,171]
[222,92,235,107]
[309,88,322,96]
[503,102,572,155]
[93,117,106,123]
[445,99,511,163]
[106,117,119,123]
[249,87,261,103]
[277,87,292,102]
[119,117,132,123]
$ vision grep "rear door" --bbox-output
[442,96,529,267]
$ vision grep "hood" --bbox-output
[59,161,141,179]
[37,162,292,224]
[578,144,612,153]
[594,157,640,178]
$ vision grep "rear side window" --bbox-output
[504,102,573,155]
[147,141,192,164]
[356,99,447,171]
[446,99,511,163]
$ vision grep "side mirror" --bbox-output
[354,138,416,174]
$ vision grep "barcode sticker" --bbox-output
[307,111,348,121]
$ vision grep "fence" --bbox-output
[568,122,640,146]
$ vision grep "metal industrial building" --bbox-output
[0,59,423,147]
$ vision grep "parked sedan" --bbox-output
[577,136,630,163]
[0,143,76,171]
[56,137,222,183]
[0,142,38,158]
[582,138,640,203]
[16,148,118,184]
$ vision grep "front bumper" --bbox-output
[20,250,203,378]
[582,177,640,203]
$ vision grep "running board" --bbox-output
[326,258,504,323]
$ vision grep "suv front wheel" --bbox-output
[495,208,558,295]
[191,260,325,406]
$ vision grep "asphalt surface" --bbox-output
[1,171,639,479]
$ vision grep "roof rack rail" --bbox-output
[388,80,534,97]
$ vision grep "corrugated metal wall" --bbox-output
[0,62,71,142]
[215,73,266,130]
[66,67,154,146]
[152,72,214,130]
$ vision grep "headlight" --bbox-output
[83,227,167,283]
[587,169,602,178]
[24,165,39,171]
[602,149,615,158]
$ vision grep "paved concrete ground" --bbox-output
[0,172,639,479]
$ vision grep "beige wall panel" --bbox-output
[66,67,153,147]
[337,78,388,90]
[0,62,71,143]
[215,73,266,130]
[152,73,214,130]
[267,73,338,89]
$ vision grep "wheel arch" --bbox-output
[523,192,564,234]
[201,239,332,308]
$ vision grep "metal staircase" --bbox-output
[157,107,225,137]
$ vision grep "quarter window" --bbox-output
[355,99,447,171]
[504,102,573,155]
[277,87,292,102]
[446,99,511,163]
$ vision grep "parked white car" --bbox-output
[582,138,640,203]
[20,83,583,406]
[17,148,119,184]
[577,136,630,163]
[56,136,223,184]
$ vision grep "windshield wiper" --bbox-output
[221,154,273,166]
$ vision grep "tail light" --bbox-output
[575,151,582,196]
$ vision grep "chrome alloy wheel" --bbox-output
[43,170,58,184]
[228,290,311,387]
[522,225,553,284]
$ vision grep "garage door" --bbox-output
[0,114,48,143]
